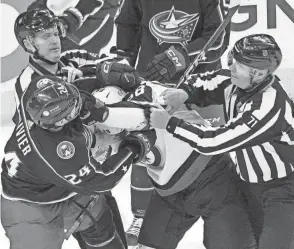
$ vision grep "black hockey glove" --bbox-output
[96,61,141,92]
[110,46,137,67]
[119,130,157,164]
[143,45,190,83]
[79,90,109,126]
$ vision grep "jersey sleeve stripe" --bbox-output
[173,89,281,154]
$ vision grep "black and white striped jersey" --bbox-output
[169,73,294,182]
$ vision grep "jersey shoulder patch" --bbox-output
[56,141,76,160]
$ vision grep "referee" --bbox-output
[150,34,294,249]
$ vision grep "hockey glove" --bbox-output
[110,46,137,67]
[120,130,157,164]
[79,90,109,126]
[143,45,190,83]
[96,61,141,92]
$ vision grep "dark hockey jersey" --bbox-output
[12,50,104,124]
[2,51,135,203]
[115,0,230,76]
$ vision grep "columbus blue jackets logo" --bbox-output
[36,78,53,89]
[149,6,199,45]
[57,141,75,160]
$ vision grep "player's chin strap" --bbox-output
[32,49,57,65]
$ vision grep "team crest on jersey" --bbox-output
[149,6,199,45]
[36,78,53,88]
[57,141,75,159]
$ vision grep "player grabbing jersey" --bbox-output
[1,75,156,249]
[86,82,256,249]
[150,34,294,249]
[115,1,231,242]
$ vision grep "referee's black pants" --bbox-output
[239,171,294,249]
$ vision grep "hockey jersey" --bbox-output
[97,81,230,196]
[168,73,294,183]
[115,0,230,75]
[115,0,230,126]
[2,51,135,203]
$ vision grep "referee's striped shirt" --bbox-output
[168,75,294,183]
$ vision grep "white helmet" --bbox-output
[91,86,127,134]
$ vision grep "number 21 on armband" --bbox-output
[4,152,22,177]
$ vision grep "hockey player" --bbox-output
[115,0,231,244]
[10,7,141,248]
[12,7,140,124]
[1,75,156,249]
[27,0,122,54]
[87,82,256,249]
[149,34,294,249]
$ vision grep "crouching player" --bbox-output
[1,75,156,249]
[85,81,256,249]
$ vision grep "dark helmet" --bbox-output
[26,76,82,129]
[228,34,282,74]
[14,8,65,53]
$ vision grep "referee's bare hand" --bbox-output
[159,88,189,114]
[150,104,172,129]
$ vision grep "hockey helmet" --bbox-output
[228,34,282,74]
[91,86,127,134]
[26,76,82,129]
[14,8,65,53]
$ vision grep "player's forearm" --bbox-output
[104,106,149,131]
[115,0,142,65]
[180,72,229,107]
[186,33,224,60]
[187,0,227,58]
[70,147,136,192]
[166,104,282,156]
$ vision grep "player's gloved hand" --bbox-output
[59,66,83,82]
[158,88,189,114]
[109,46,137,67]
[79,90,109,125]
[120,130,157,164]
[142,45,190,83]
[96,61,141,92]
